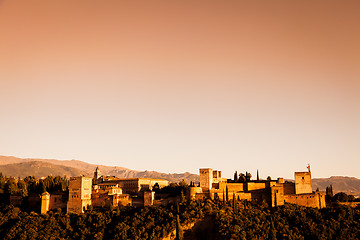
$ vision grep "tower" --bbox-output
[93,167,101,185]
[294,171,312,194]
[41,192,50,214]
[67,176,92,214]
[199,168,213,190]
[94,167,101,180]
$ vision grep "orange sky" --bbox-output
[0,0,359,179]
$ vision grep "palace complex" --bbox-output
[188,167,326,208]
[31,166,326,214]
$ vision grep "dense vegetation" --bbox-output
[0,200,206,240]
[215,201,360,240]
[1,197,360,240]
[0,173,68,197]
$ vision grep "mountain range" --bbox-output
[0,156,359,196]
[0,156,199,183]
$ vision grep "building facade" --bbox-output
[67,176,92,214]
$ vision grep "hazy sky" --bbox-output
[1,0,359,179]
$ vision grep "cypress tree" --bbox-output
[222,189,225,206]
[180,190,185,203]
[176,215,183,240]
[257,169,259,181]
[233,193,238,213]
[226,185,229,202]
[176,203,180,215]
[269,217,277,240]
[234,171,238,182]
[330,184,334,197]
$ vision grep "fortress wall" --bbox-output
[270,186,284,207]
[49,193,67,210]
[235,192,252,201]
[283,182,295,195]
[214,191,251,201]
[218,182,244,192]
[250,189,269,203]
[284,192,326,208]
[247,182,266,191]
[187,187,203,200]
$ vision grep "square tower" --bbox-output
[199,168,213,190]
[67,176,92,214]
[295,172,312,194]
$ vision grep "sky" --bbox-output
[0,0,359,179]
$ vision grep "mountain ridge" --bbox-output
[0,156,359,196]
[0,155,199,183]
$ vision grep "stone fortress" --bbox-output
[188,165,326,209]
[40,165,325,214]
[41,167,169,214]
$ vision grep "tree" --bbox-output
[257,169,259,181]
[226,185,229,202]
[245,172,252,182]
[234,171,238,182]
[238,173,246,183]
[180,190,185,203]
[223,189,226,206]
[175,215,183,240]
[17,179,28,197]
[153,183,160,192]
[267,176,272,181]
[232,193,238,214]
[269,217,277,240]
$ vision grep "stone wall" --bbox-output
[246,182,266,191]
[284,192,326,208]
[270,186,284,207]
[283,182,295,195]
[218,182,244,192]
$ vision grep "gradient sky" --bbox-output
[0,0,359,179]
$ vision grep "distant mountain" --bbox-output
[312,176,360,197]
[0,161,87,179]
[0,156,199,183]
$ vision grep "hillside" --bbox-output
[0,156,199,183]
[312,176,360,196]
[0,161,87,179]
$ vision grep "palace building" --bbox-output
[189,167,326,208]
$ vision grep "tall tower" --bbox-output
[199,168,213,190]
[94,167,101,179]
[41,192,50,214]
[93,167,101,185]
[294,171,312,194]
[67,176,92,214]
